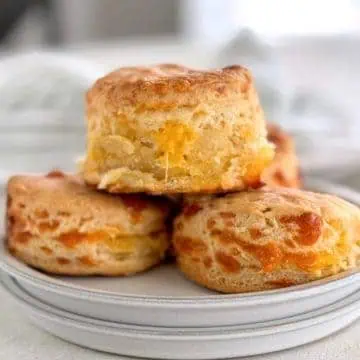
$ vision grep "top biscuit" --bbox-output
[82,64,274,194]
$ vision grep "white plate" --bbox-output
[2,273,360,359]
[0,178,360,327]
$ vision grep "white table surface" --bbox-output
[0,36,360,359]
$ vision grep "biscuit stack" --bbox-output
[6,64,360,293]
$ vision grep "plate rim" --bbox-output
[2,272,360,339]
[1,177,360,305]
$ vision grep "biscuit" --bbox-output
[81,64,274,194]
[262,123,301,188]
[173,188,360,293]
[6,171,170,276]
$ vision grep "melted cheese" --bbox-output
[56,230,166,254]
[154,121,196,165]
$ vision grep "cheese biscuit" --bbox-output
[6,171,170,276]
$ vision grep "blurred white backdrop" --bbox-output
[183,0,360,43]
[3,0,360,47]
[0,0,360,183]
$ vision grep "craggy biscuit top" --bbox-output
[87,64,252,110]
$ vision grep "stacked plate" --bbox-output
[1,178,360,359]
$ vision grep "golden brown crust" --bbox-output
[262,123,302,189]
[87,64,253,109]
[82,64,274,194]
[6,171,170,276]
[173,188,360,293]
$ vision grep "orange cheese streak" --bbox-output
[215,251,241,273]
[58,231,107,248]
[183,203,203,217]
[174,236,207,254]
[280,212,322,246]
[121,194,148,212]
[211,229,323,273]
